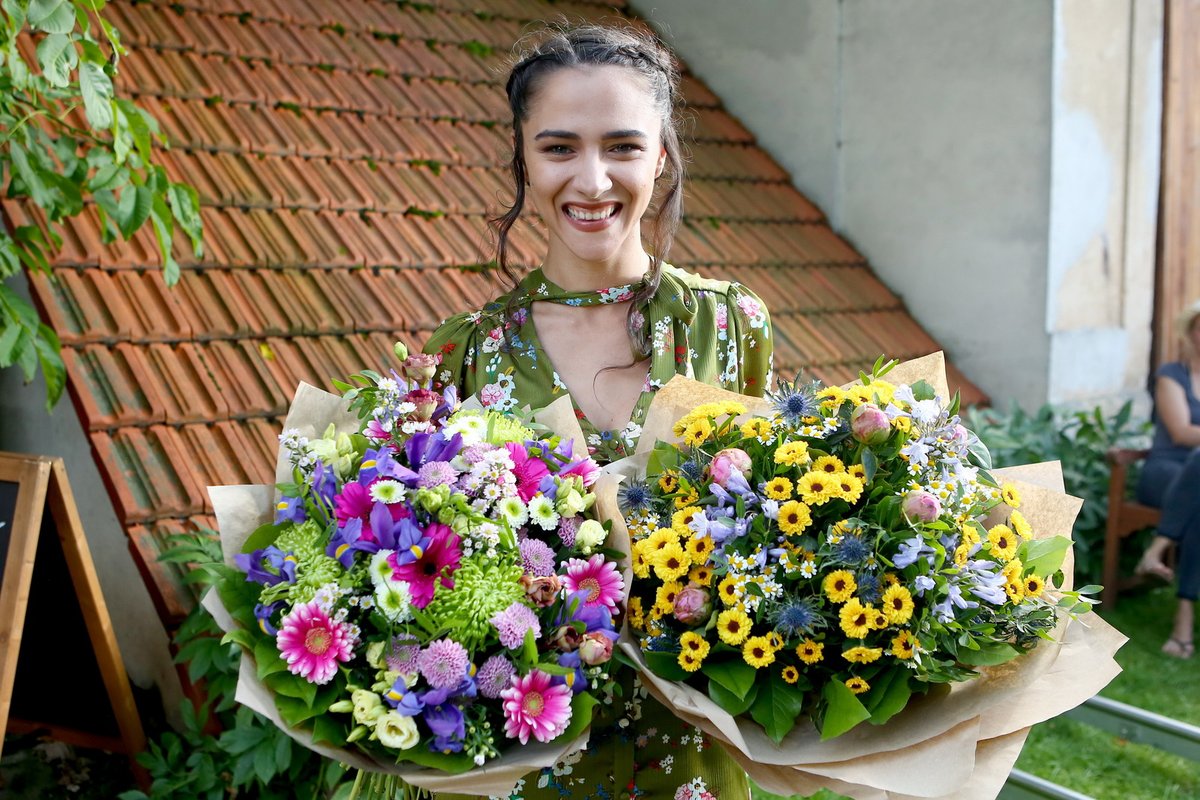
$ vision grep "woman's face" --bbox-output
[521,65,667,278]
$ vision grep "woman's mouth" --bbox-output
[564,203,620,225]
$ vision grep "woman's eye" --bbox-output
[612,143,644,154]
[543,144,572,155]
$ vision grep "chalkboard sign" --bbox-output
[0,452,145,779]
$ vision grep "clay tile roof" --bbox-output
[7,0,985,625]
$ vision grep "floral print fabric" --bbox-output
[423,264,773,799]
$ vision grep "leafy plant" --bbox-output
[1,0,203,409]
[117,533,349,800]
[966,401,1150,585]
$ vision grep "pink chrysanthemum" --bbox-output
[519,538,557,577]
[417,638,471,689]
[557,516,580,548]
[501,669,573,744]
[563,554,624,612]
[477,655,516,700]
[506,442,550,502]
[418,460,459,489]
[385,637,421,674]
[276,601,356,685]
[391,523,462,608]
[491,601,542,649]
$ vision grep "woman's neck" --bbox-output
[539,246,652,292]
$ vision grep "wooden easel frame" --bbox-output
[0,452,146,779]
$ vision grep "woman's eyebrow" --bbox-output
[532,129,648,140]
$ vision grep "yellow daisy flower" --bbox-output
[778,501,813,535]
[739,418,773,440]
[1010,509,1033,539]
[834,472,864,503]
[845,676,870,695]
[797,471,838,505]
[843,645,883,664]
[781,665,800,684]
[628,597,645,630]
[796,638,824,664]
[683,418,713,447]
[839,599,874,639]
[679,630,711,660]
[717,608,752,645]
[689,564,714,586]
[717,575,742,606]
[823,570,857,603]
[674,486,700,508]
[651,541,691,582]
[658,471,680,494]
[987,524,1018,561]
[894,416,912,434]
[774,441,811,466]
[647,527,680,551]
[766,631,785,651]
[961,523,982,548]
[1024,574,1045,598]
[631,541,652,579]
[655,581,684,616]
[817,385,847,409]
[742,636,776,668]
[686,535,715,564]
[764,477,794,501]
[891,630,917,660]
[953,542,971,567]
[678,651,703,672]
[1001,483,1022,508]
[672,506,703,535]
[870,608,888,630]
[882,584,914,625]
[812,455,846,475]
[1005,579,1026,603]
[847,463,867,481]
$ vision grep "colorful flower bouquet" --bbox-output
[605,353,1125,800]
[202,346,626,797]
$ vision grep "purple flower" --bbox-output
[557,516,580,548]
[404,431,463,477]
[309,459,337,521]
[359,447,402,484]
[422,702,465,753]
[417,639,471,690]
[326,518,372,568]
[384,678,424,715]
[519,538,557,577]
[491,602,542,649]
[274,496,306,525]
[893,535,933,569]
[418,460,459,489]
[254,602,283,635]
[235,546,297,586]
[477,655,515,700]
[384,638,421,674]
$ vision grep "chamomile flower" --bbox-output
[527,495,560,531]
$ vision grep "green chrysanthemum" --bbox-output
[262,519,343,604]
[447,409,536,445]
[423,555,525,652]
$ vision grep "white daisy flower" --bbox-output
[374,580,413,623]
[369,479,406,504]
[497,496,528,527]
[527,495,560,531]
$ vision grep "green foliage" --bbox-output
[1,0,203,409]
[967,400,1150,584]
[119,531,348,800]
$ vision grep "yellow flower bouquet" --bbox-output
[606,353,1125,799]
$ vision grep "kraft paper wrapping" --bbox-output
[203,384,615,796]
[607,353,1126,800]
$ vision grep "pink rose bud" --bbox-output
[851,403,891,444]
[709,448,752,489]
[402,353,439,385]
[950,423,970,444]
[672,584,712,626]
[902,490,942,524]
[578,632,613,666]
[550,624,583,652]
[405,388,440,421]
[520,574,562,608]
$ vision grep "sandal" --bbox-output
[1135,554,1174,583]
[1162,637,1194,660]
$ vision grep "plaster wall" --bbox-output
[0,273,182,721]
[641,0,1162,410]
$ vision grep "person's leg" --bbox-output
[1163,599,1194,659]
[1136,455,1194,581]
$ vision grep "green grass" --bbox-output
[751,586,1200,800]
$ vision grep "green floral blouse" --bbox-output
[423,264,773,800]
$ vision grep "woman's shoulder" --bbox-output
[663,264,768,311]
[1155,361,1190,386]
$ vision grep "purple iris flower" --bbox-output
[369,503,429,560]
[893,536,933,569]
[538,474,559,500]
[234,546,297,585]
[274,495,306,524]
[404,431,463,476]
[254,602,283,635]
[385,678,425,715]
[422,702,465,753]
[558,651,587,695]
[358,447,402,485]
[430,385,458,425]
[309,459,337,522]
[326,518,372,567]
[557,589,617,635]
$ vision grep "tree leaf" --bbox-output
[36,32,77,87]
[78,59,115,130]
[9,142,54,208]
[169,181,204,256]
[150,192,180,284]
[29,0,75,34]
[748,672,804,744]
[116,184,153,239]
[819,679,871,740]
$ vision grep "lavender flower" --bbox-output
[417,639,471,690]
[477,655,516,699]
[491,602,542,649]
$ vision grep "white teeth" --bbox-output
[566,205,616,221]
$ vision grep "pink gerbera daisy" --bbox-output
[390,522,462,608]
[562,554,624,612]
[276,601,357,685]
[334,482,407,540]
[506,442,550,502]
[501,669,573,744]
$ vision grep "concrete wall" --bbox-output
[641,0,1162,410]
[0,274,181,721]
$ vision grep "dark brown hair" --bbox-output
[493,22,685,358]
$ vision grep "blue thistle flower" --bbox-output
[834,533,871,565]
[856,572,883,604]
[766,375,822,425]
[679,459,705,483]
[770,598,824,637]
[617,480,653,513]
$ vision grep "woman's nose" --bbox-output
[575,152,612,198]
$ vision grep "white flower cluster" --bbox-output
[278,428,314,469]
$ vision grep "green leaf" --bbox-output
[910,380,937,401]
[241,520,288,554]
[29,0,75,33]
[89,163,128,193]
[956,642,1020,667]
[641,649,690,682]
[9,142,54,208]
[253,638,289,681]
[169,181,204,256]
[1020,535,1072,577]
[748,672,804,744]
[116,184,153,239]
[150,192,180,284]
[36,32,77,87]
[309,714,347,747]
[707,674,759,716]
[33,322,65,409]
[820,679,870,740]
[861,447,878,483]
[703,658,756,701]
[79,59,115,130]
[865,669,913,725]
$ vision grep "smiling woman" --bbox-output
[424,23,773,799]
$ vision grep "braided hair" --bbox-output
[493,23,685,359]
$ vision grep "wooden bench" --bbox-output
[1101,448,1163,609]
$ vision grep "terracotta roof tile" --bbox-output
[20,0,984,625]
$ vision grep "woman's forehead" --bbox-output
[526,65,661,129]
